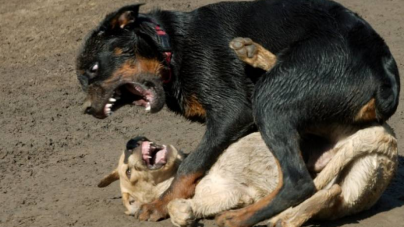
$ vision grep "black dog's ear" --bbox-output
[103,4,145,30]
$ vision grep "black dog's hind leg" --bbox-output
[216,35,397,226]
[216,95,316,227]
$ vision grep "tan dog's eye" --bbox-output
[126,168,131,179]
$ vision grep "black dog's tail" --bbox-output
[375,53,400,121]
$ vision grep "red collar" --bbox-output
[151,22,173,83]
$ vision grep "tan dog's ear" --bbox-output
[98,169,119,188]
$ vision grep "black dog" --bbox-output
[76,0,400,226]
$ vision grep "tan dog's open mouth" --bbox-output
[140,141,169,170]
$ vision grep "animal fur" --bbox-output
[99,124,397,227]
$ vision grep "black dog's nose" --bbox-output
[82,100,93,115]
[84,106,93,114]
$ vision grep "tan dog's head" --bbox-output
[98,136,185,215]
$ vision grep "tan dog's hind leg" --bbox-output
[268,185,342,227]
[313,124,397,191]
[229,37,277,71]
[269,124,397,227]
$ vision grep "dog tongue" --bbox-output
[154,147,167,164]
[126,84,144,96]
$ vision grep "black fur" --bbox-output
[76,0,400,225]
[124,136,149,164]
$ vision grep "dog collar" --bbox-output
[154,24,173,84]
[138,17,173,83]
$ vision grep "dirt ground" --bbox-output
[0,0,403,226]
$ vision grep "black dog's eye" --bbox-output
[87,63,99,79]
[126,168,131,179]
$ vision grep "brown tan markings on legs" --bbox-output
[138,172,204,222]
[355,98,376,122]
[216,156,284,227]
[184,94,206,119]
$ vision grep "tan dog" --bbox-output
[98,124,397,227]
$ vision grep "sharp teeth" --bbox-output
[109,98,116,102]
[105,104,113,116]
[145,102,151,111]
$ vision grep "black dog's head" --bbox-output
[76,4,168,119]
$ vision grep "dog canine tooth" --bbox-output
[145,102,151,111]
[106,103,113,108]
[109,98,116,102]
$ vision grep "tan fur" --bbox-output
[229,38,277,71]
[225,39,398,227]
[244,43,277,71]
[268,124,398,227]
[99,124,397,227]
[98,144,183,216]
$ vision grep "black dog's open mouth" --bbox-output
[140,141,169,170]
[104,82,156,116]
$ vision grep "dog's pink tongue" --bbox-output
[155,146,167,164]
[126,84,144,96]
[141,141,151,162]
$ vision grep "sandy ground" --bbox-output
[0,0,403,226]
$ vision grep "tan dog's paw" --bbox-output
[125,201,141,216]
[168,199,195,227]
[229,37,276,71]
[229,37,257,60]
[138,202,168,222]
[125,206,139,216]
